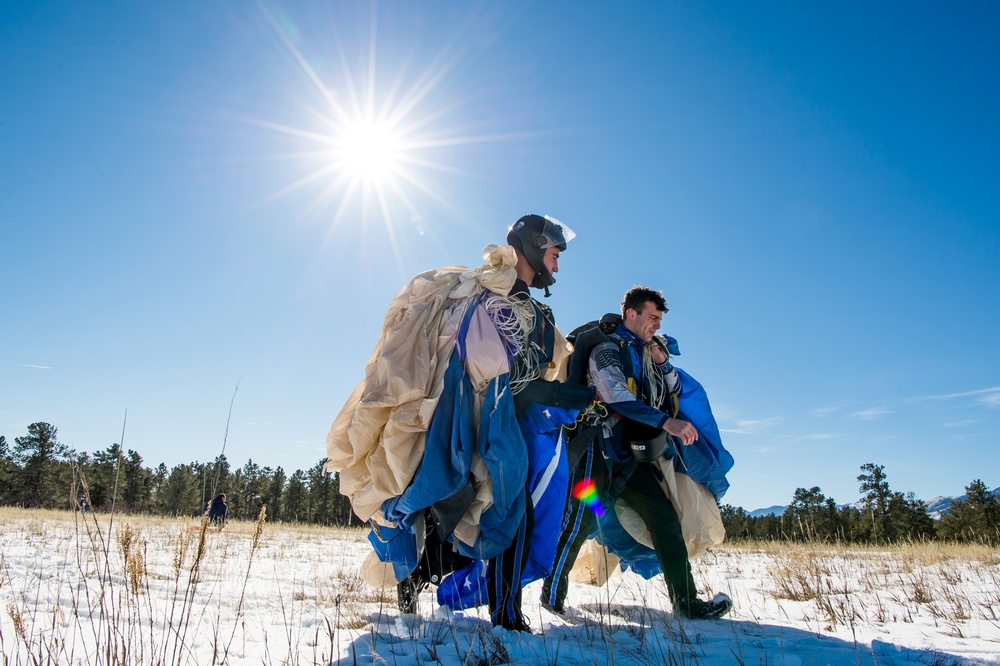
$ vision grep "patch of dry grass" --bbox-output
[722,539,1000,635]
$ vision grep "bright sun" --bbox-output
[247,4,516,272]
[339,118,401,183]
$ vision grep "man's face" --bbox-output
[542,246,560,276]
[625,301,663,343]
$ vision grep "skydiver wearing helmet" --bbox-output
[506,213,576,297]
[482,213,595,632]
[390,213,593,633]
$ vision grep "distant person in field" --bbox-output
[208,493,228,526]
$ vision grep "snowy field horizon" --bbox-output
[2,508,998,665]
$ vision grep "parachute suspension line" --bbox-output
[482,292,526,356]
[642,346,668,412]
[504,296,539,395]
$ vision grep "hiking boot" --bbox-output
[397,573,427,614]
[540,598,566,617]
[674,594,733,620]
[497,614,533,634]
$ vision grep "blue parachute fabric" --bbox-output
[381,348,475,531]
[367,522,418,583]
[451,290,531,559]
[520,403,578,585]
[663,335,681,357]
[438,559,489,609]
[437,401,579,610]
[674,366,735,501]
[371,297,530,580]
[459,372,528,560]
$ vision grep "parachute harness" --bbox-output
[565,399,609,431]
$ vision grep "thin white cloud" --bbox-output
[706,403,740,420]
[18,363,52,370]
[907,386,1000,403]
[978,393,1000,407]
[810,401,852,417]
[734,417,782,431]
[720,416,782,436]
[942,419,979,428]
[850,406,891,420]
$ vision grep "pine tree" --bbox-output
[857,463,892,541]
[307,459,336,525]
[156,463,200,516]
[938,479,999,544]
[267,467,286,522]
[0,435,14,503]
[283,470,308,522]
[786,486,826,541]
[12,423,69,508]
[122,450,154,512]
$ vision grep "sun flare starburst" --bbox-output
[243,5,518,273]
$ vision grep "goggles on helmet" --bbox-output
[533,216,576,250]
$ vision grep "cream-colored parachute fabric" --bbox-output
[325,245,517,525]
[568,539,621,587]
[612,457,725,559]
[569,457,726,586]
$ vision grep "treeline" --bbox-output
[0,422,362,526]
[4,423,998,543]
[721,463,1000,545]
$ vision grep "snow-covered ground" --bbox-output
[1,509,998,665]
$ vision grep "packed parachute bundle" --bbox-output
[325,244,581,586]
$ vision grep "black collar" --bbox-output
[510,278,530,300]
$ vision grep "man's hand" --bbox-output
[648,338,668,365]
[664,417,699,446]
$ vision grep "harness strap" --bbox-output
[607,458,639,499]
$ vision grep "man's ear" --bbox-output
[624,308,636,324]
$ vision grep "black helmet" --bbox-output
[622,419,671,463]
[506,214,576,290]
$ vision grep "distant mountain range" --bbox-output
[748,487,1000,519]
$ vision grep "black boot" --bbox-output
[397,572,427,614]
[674,594,733,620]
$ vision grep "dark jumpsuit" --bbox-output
[542,325,698,611]
[487,278,559,630]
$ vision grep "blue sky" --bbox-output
[2,1,998,511]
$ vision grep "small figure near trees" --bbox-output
[208,493,228,527]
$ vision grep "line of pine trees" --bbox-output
[720,463,999,545]
[0,422,361,526]
[2,422,997,543]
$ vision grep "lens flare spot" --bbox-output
[573,478,605,518]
